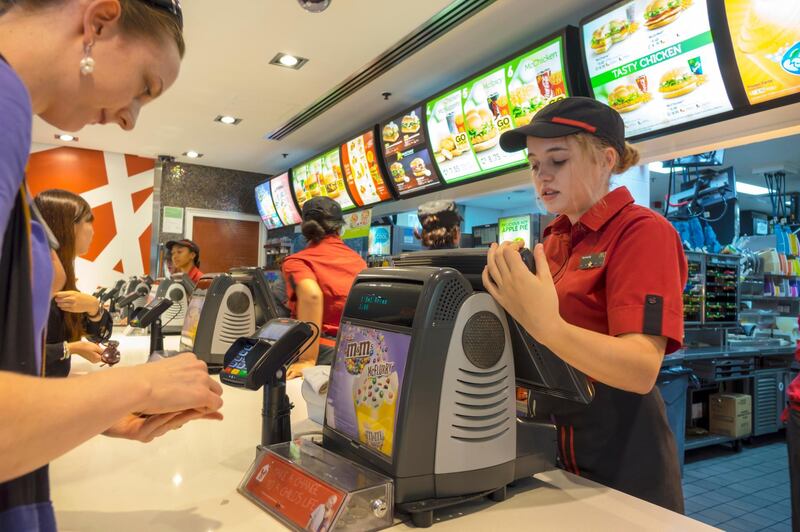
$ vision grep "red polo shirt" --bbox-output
[282,236,367,338]
[187,265,203,285]
[543,186,687,355]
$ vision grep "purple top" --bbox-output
[0,57,52,371]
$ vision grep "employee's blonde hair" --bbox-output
[572,133,640,177]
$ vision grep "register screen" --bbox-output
[325,322,411,461]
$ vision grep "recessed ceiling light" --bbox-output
[55,134,78,142]
[215,115,242,125]
[270,53,309,70]
[183,151,203,159]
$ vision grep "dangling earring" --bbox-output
[80,42,95,76]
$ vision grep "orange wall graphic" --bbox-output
[27,144,155,292]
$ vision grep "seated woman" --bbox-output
[35,190,112,377]
[415,200,462,250]
[282,197,366,378]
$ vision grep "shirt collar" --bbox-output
[543,186,634,237]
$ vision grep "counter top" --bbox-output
[664,344,795,365]
[52,332,716,531]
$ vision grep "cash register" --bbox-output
[224,249,594,529]
[150,273,194,334]
[180,268,283,368]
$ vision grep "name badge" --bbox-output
[579,252,606,270]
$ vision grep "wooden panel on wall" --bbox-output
[191,217,260,274]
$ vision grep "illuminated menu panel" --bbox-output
[582,0,732,137]
[341,130,393,207]
[291,149,355,212]
[255,181,282,229]
[724,0,800,105]
[378,107,442,196]
[425,37,568,184]
[269,172,302,226]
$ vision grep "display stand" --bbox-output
[239,440,393,531]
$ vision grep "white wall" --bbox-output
[464,206,502,231]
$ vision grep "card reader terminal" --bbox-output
[221,318,315,390]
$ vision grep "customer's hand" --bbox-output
[55,291,100,314]
[287,360,315,380]
[104,410,223,443]
[133,353,224,415]
[68,341,104,364]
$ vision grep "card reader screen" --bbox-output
[343,282,421,328]
[325,322,411,461]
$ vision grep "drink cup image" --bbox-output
[688,56,704,76]
[736,1,800,90]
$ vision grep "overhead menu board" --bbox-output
[341,130,393,207]
[291,149,355,212]
[723,0,800,105]
[425,36,568,185]
[269,172,302,226]
[379,108,442,197]
[582,0,733,138]
[255,180,282,230]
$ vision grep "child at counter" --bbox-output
[785,315,800,531]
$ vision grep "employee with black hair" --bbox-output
[415,200,462,250]
[166,238,203,284]
[282,197,366,379]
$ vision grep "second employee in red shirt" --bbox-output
[282,196,367,378]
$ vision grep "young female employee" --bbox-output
[36,189,113,377]
[415,199,462,250]
[484,97,687,512]
[282,196,367,378]
[0,2,223,528]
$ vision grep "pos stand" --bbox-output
[260,375,292,450]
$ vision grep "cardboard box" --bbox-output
[709,393,752,438]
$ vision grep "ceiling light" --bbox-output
[55,134,77,142]
[270,53,309,70]
[736,182,769,195]
[183,151,203,159]
[214,115,242,125]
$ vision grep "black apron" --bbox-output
[551,381,684,513]
[0,189,55,530]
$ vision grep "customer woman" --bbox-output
[484,97,687,512]
[0,2,223,529]
[36,189,113,377]
[282,196,367,378]
[415,199,462,250]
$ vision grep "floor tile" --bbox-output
[726,498,762,512]
[694,508,730,526]
[684,484,709,498]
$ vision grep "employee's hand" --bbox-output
[68,341,104,364]
[483,242,564,345]
[287,360,315,380]
[103,409,223,443]
[132,353,224,416]
[55,291,101,315]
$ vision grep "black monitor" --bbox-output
[228,267,282,327]
[392,248,593,404]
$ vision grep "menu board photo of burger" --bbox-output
[291,149,355,212]
[582,0,732,137]
[269,172,302,226]
[724,0,800,105]
[378,107,441,196]
[341,130,393,207]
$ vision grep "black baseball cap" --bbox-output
[166,238,200,266]
[499,97,626,157]
[302,196,344,224]
[418,200,462,228]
